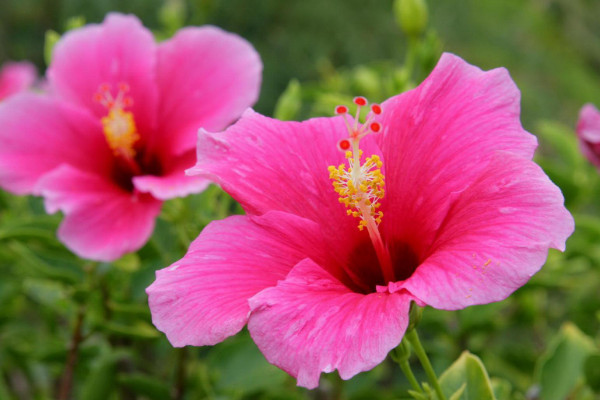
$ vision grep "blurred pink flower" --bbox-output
[147,53,573,388]
[576,103,600,170]
[0,13,262,261]
[0,61,36,100]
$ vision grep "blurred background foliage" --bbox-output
[0,0,599,399]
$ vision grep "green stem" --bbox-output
[399,359,422,393]
[406,329,446,400]
[174,347,188,400]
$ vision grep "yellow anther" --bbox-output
[101,108,139,158]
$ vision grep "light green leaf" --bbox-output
[273,79,302,121]
[537,322,596,400]
[100,321,160,339]
[439,351,496,400]
[449,383,467,400]
[490,378,513,400]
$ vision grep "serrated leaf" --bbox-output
[537,323,596,400]
[439,351,495,400]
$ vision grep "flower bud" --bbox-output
[407,302,423,332]
[394,0,428,38]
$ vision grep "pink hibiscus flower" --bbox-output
[146,53,573,388]
[0,13,262,261]
[0,61,36,100]
[576,103,600,170]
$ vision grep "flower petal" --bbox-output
[37,165,162,261]
[48,13,158,137]
[154,26,262,155]
[393,153,574,309]
[0,61,36,100]
[576,103,600,169]
[0,94,112,194]
[146,211,327,347]
[188,109,381,235]
[378,53,538,254]
[248,258,412,389]
[133,150,209,200]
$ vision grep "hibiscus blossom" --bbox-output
[147,53,573,388]
[0,13,261,261]
[576,103,600,170]
[0,61,36,100]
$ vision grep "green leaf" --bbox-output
[439,351,496,400]
[209,332,288,395]
[273,79,302,121]
[118,373,171,400]
[535,120,582,168]
[537,322,596,400]
[584,353,600,393]
[99,321,160,339]
[490,378,513,400]
[449,383,466,400]
[0,375,13,400]
[81,354,119,400]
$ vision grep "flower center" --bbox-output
[94,83,140,162]
[328,97,396,283]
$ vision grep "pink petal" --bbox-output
[146,211,326,347]
[48,13,158,138]
[0,94,112,194]
[153,26,262,155]
[0,61,36,100]
[133,150,209,200]
[188,110,381,236]
[377,53,539,255]
[37,165,162,261]
[392,153,574,309]
[576,103,600,169]
[248,258,412,389]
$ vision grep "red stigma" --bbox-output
[335,105,348,114]
[99,83,110,92]
[371,104,382,115]
[370,122,381,133]
[353,96,367,106]
[123,97,134,107]
[337,138,352,151]
[93,93,103,102]
[118,82,130,92]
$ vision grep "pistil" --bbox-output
[94,82,141,174]
[328,97,396,283]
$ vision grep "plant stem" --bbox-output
[174,347,188,400]
[399,359,422,393]
[58,305,85,400]
[405,329,446,400]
